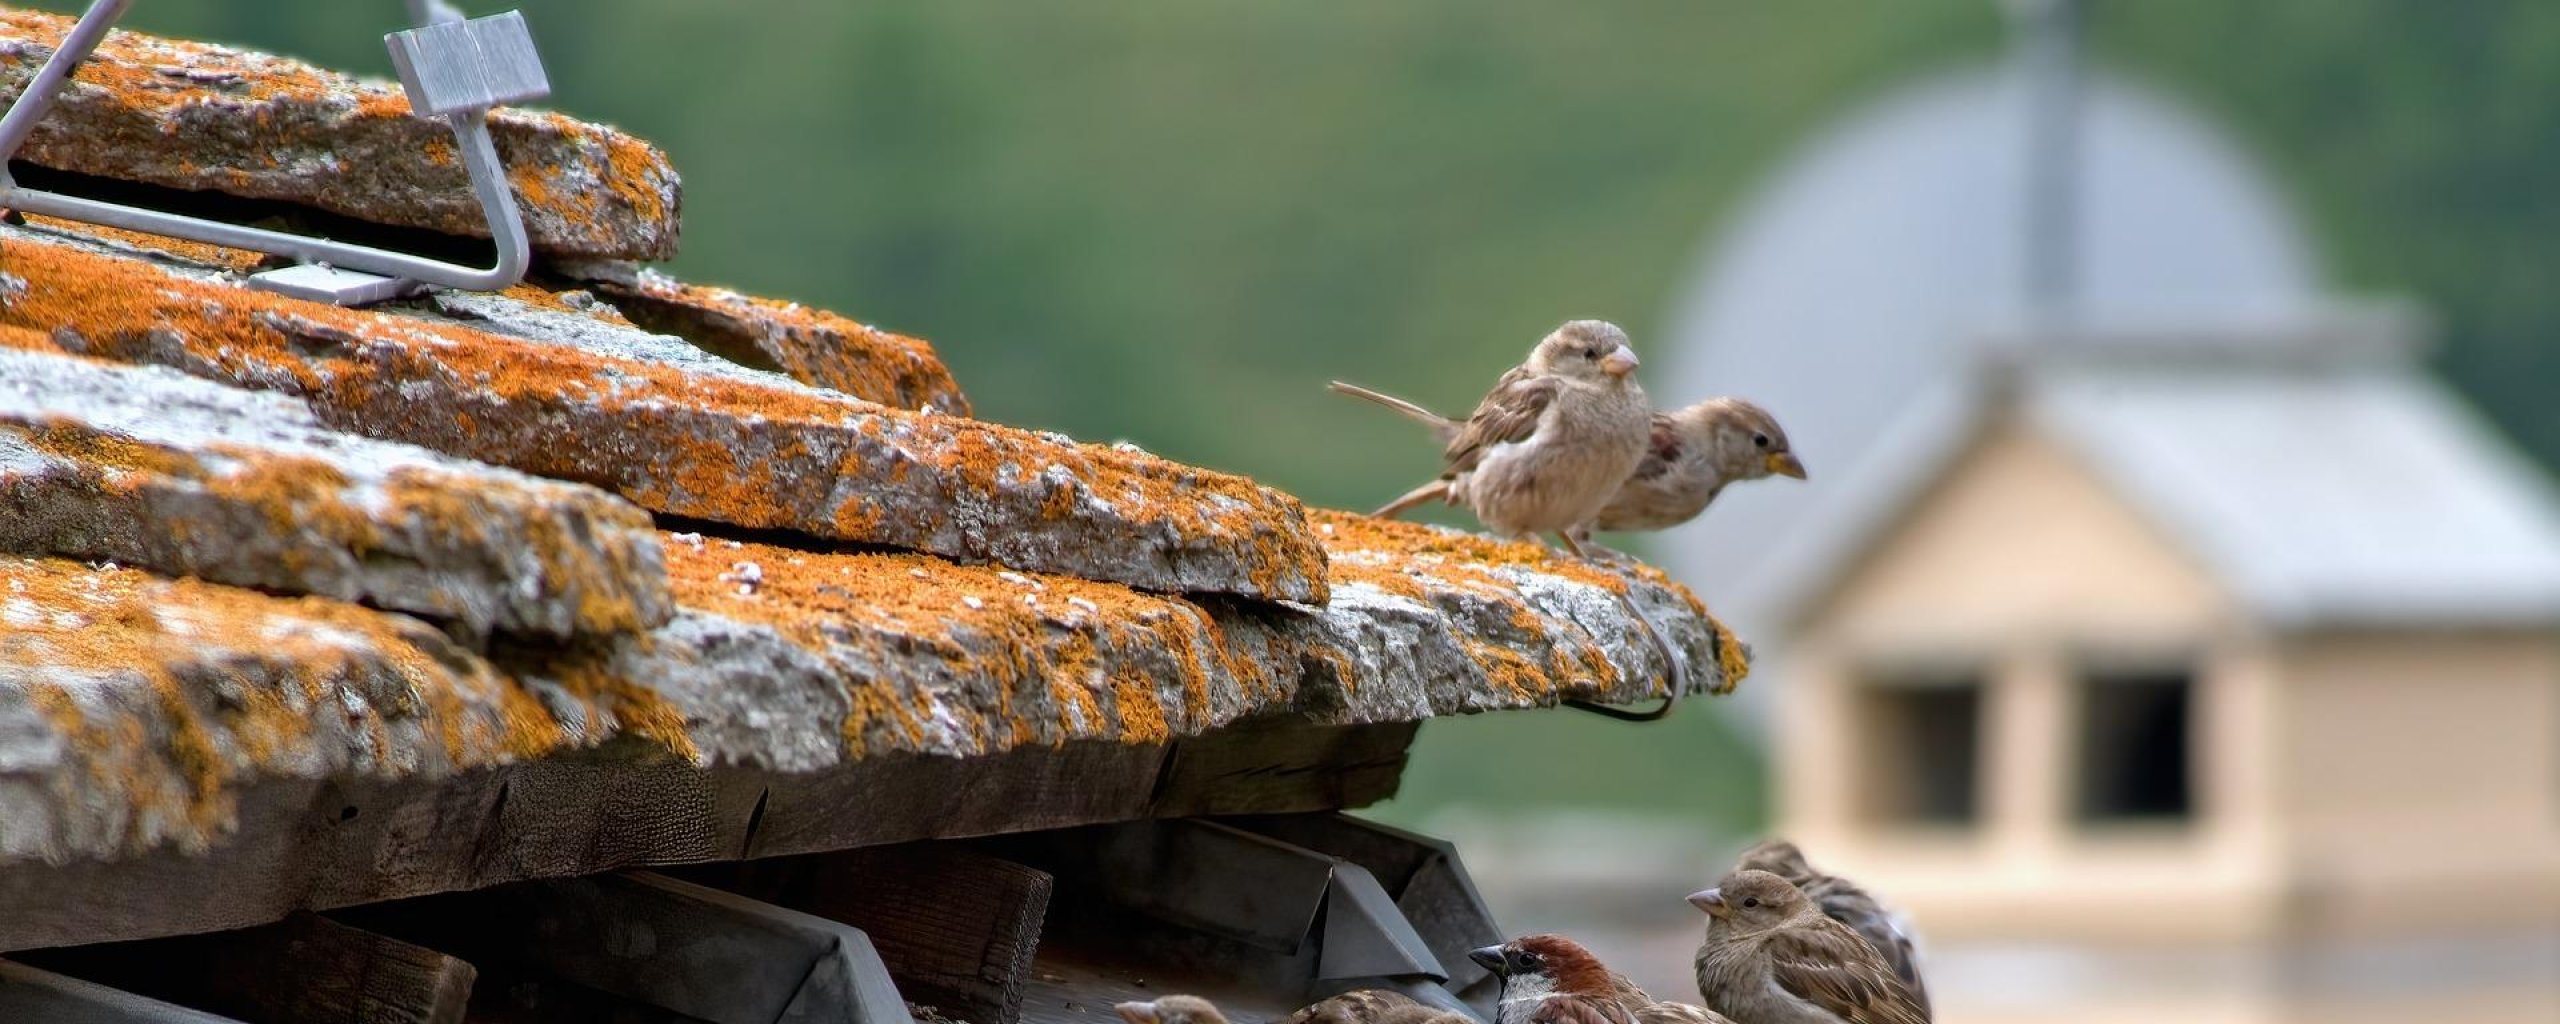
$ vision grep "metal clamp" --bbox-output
[0,1,549,305]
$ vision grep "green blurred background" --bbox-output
[56,0,2560,839]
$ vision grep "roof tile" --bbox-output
[0,9,681,260]
[0,342,671,639]
[0,227,1328,601]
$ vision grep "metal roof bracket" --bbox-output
[0,1,549,306]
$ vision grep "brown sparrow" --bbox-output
[1330,386,1802,549]
[1590,398,1804,535]
[1469,934,1644,1024]
[1732,841,1927,1017]
[1284,990,1475,1024]
[1688,871,1929,1024]
[1607,974,1739,1024]
[1333,320,1650,557]
[1117,996,1231,1024]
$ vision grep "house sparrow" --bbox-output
[1329,384,1802,547]
[1334,320,1651,558]
[1468,934,1642,1024]
[1117,996,1232,1024]
[1604,974,1739,1024]
[1284,989,1475,1024]
[1588,398,1804,535]
[1732,841,1927,1017]
[1688,871,1929,1024]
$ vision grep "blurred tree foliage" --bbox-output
[44,1,2560,833]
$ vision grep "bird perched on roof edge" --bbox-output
[1470,933,1646,1024]
[1332,379,1805,555]
[1283,989,1476,1024]
[1333,320,1652,559]
[1606,970,1741,1024]
[1583,398,1804,540]
[1117,995,1232,1024]
[1689,870,1930,1024]
[1730,840,1928,1016]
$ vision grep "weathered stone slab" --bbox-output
[0,228,1329,602]
[0,555,550,863]
[426,283,968,416]
[555,261,973,416]
[0,510,1737,865]
[1276,511,1748,717]
[581,516,1734,770]
[0,8,681,260]
[0,342,671,640]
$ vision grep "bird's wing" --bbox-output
[1282,990,1422,1024]
[1627,413,1683,481]
[1529,994,1636,1024]
[1762,924,1930,1024]
[1442,369,1560,474]
[1629,1001,1736,1024]
[1606,969,1653,1005]
[1810,883,1931,1015]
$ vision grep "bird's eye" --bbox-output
[1742,897,1760,908]
[1752,434,1771,449]
[1582,348,1599,361]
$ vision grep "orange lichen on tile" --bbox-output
[0,235,1325,600]
[500,282,634,326]
[1311,509,1737,701]
[0,8,680,259]
[658,533,1274,756]
[597,272,970,415]
[20,215,270,273]
[374,466,667,635]
[11,416,208,481]
[0,555,568,848]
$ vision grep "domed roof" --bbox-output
[1656,66,2324,635]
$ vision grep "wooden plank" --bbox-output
[1150,721,1417,816]
[697,847,1052,1024]
[745,741,1168,860]
[18,913,474,1024]
[0,723,1416,954]
[0,960,244,1023]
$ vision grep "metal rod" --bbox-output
[0,0,133,169]
[0,0,540,299]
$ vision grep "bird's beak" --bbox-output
[1601,348,1640,378]
[1115,1003,1160,1024]
[1765,451,1807,479]
[1687,888,1728,918]
[1467,945,1508,976]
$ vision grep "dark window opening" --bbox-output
[2075,668,2195,824]
[1856,676,1984,827]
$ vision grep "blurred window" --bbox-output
[1855,671,1984,827]
[2074,667,2195,824]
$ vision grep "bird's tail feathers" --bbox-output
[1329,381,1459,441]
[1372,479,1451,520]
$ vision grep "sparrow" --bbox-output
[1468,934,1643,1024]
[1334,320,1651,558]
[1731,841,1927,1017]
[1284,989,1475,1024]
[1604,974,1740,1024]
[1587,398,1804,536]
[1117,996,1231,1024]
[1329,384,1803,548]
[1688,871,1930,1024]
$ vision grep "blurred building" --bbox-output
[1657,27,2560,1024]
